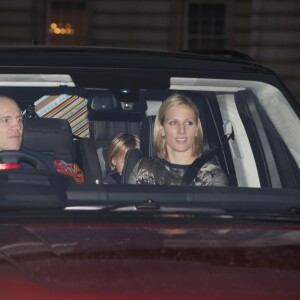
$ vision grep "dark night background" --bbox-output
[0,0,299,103]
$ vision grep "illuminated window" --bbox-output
[47,0,87,45]
[184,1,226,50]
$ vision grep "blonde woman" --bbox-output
[128,94,227,186]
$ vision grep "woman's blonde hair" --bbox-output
[153,94,203,160]
[108,133,140,169]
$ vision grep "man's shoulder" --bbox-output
[19,146,55,170]
[20,146,48,158]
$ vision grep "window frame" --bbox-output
[183,0,230,50]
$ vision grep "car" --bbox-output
[0,45,299,300]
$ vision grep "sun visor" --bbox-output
[88,90,146,121]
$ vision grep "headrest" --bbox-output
[121,148,142,184]
[22,118,74,162]
[91,120,140,142]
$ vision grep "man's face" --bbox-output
[0,98,23,151]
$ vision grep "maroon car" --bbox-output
[0,46,299,299]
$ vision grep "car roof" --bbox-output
[0,45,270,73]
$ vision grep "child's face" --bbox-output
[112,150,126,174]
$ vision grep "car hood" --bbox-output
[0,223,300,300]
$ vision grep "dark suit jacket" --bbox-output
[19,146,56,171]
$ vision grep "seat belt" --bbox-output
[181,132,234,186]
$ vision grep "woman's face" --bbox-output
[159,104,199,159]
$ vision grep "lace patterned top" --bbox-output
[128,157,228,186]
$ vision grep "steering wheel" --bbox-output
[0,150,50,170]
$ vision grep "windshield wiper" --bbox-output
[63,199,300,216]
[64,199,226,214]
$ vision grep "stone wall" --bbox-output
[0,0,299,102]
[230,0,300,102]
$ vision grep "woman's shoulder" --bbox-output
[201,160,223,172]
[198,160,228,186]
[137,156,160,168]
[129,156,162,185]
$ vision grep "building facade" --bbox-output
[0,0,299,102]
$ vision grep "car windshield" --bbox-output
[0,47,299,216]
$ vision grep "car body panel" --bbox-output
[1,222,300,299]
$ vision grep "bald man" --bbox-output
[0,96,55,170]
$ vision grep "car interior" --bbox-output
[23,117,75,163]
[0,73,299,192]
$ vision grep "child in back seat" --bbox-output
[104,133,140,184]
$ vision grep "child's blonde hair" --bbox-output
[108,133,140,169]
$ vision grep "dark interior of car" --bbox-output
[13,87,237,187]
